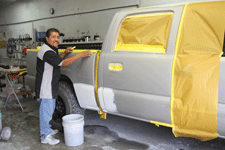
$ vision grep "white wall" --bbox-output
[32,8,124,41]
[7,22,33,40]
[0,0,139,43]
[0,0,139,25]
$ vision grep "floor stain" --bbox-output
[25,116,39,127]
[84,125,149,150]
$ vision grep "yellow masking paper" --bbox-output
[172,1,225,141]
[115,13,173,53]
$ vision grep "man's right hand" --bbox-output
[62,51,92,67]
[81,51,92,57]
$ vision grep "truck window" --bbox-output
[114,13,173,53]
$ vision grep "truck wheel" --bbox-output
[50,81,85,132]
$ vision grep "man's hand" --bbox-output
[81,51,92,57]
[62,50,92,67]
[60,47,74,58]
[65,47,73,54]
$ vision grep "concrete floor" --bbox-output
[0,96,150,150]
[0,87,225,149]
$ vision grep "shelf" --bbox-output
[0,57,26,61]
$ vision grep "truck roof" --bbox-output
[122,1,221,12]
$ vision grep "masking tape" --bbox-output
[108,63,123,71]
[27,48,99,53]
[114,43,166,53]
[170,4,187,135]
[126,13,173,19]
[94,51,107,119]
[150,120,174,128]
[58,49,99,53]
[27,49,39,52]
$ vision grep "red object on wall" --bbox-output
[22,47,30,55]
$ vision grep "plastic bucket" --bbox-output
[62,114,84,146]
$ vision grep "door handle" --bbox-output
[108,63,123,71]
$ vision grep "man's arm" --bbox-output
[60,51,67,58]
[62,51,91,67]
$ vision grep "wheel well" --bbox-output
[59,75,84,111]
[59,75,76,96]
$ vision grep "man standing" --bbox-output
[35,28,91,145]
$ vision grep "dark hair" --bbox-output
[46,28,60,38]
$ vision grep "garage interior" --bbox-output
[0,0,225,150]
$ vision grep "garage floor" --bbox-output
[0,86,153,150]
[1,85,225,150]
[0,96,150,150]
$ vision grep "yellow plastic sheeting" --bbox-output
[114,13,173,53]
[172,1,225,141]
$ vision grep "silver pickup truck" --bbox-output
[27,1,225,141]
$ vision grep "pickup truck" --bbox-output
[26,1,225,141]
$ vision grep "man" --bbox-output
[35,28,91,145]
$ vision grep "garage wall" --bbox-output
[6,22,33,40]
[0,0,139,44]
[33,7,125,41]
[0,0,139,25]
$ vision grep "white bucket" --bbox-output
[62,114,84,146]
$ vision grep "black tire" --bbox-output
[50,81,85,132]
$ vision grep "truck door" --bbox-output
[100,10,180,124]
